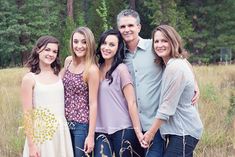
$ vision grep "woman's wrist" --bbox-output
[134,128,142,135]
[146,130,155,139]
[87,132,95,138]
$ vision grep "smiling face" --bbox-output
[153,30,171,64]
[72,32,87,58]
[100,35,119,61]
[118,16,141,44]
[38,43,58,66]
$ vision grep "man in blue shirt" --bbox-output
[116,9,199,157]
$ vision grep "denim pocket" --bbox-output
[68,121,88,133]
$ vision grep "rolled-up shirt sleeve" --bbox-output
[156,67,186,121]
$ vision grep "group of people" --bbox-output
[21,9,203,157]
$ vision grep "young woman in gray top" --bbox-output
[142,25,203,157]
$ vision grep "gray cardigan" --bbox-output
[156,58,203,139]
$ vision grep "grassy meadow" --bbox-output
[0,65,234,157]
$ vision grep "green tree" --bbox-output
[135,0,154,38]
[0,0,65,67]
[0,0,29,67]
[96,0,112,31]
[60,17,76,63]
[107,0,127,29]
[181,0,235,63]
[144,0,194,40]
[85,0,127,40]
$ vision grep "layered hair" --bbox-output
[152,25,188,66]
[117,9,140,26]
[26,35,61,75]
[70,26,96,82]
[96,29,125,84]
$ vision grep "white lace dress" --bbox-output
[23,75,73,157]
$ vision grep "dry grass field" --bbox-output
[0,65,234,157]
[0,68,26,157]
[193,65,235,157]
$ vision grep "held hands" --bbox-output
[140,131,155,148]
[84,135,94,154]
[135,130,144,145]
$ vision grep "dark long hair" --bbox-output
[96,29,125,84]
[25,35,61,75]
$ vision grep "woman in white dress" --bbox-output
[21,36,73,157]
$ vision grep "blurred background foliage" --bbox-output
[0,0,234,67]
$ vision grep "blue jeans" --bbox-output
[94,128,145,157]
[145,130,165,157]
[68,121,90,157]
[164,135,199,157]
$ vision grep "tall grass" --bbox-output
[0,65,234,157]
[194,65,235,157]
[0,68,26,157]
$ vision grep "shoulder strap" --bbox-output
[28,72,37,85]
[30,72,36,80]
[66,60,72,70]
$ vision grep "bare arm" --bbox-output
[59,56,72,78]
[141,118,165,148]
[21,73,40,157]
[123,83,144,142]
[84,64,99,153]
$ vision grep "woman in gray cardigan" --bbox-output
[142,25,203,157]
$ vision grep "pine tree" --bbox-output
[144,0,194,40]
[96,0,112,31]
[0,0,65,67]
[181,0,235,63]
[0,0,29,66]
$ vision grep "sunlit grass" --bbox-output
[0,65,234,157]
[194,65,235,157]
[0,68,27,157]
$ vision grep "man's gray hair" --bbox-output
[117,9,140,26]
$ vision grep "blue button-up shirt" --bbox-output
[124,37,163,131]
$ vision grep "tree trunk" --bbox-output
[83,0,89,23]
[67,0,74,20]
[16,0,27,66]
[129,0,136,10]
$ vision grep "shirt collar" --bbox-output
[124,37,149,53]
[137,37,148,51]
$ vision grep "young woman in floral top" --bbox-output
[61,27,99,157]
